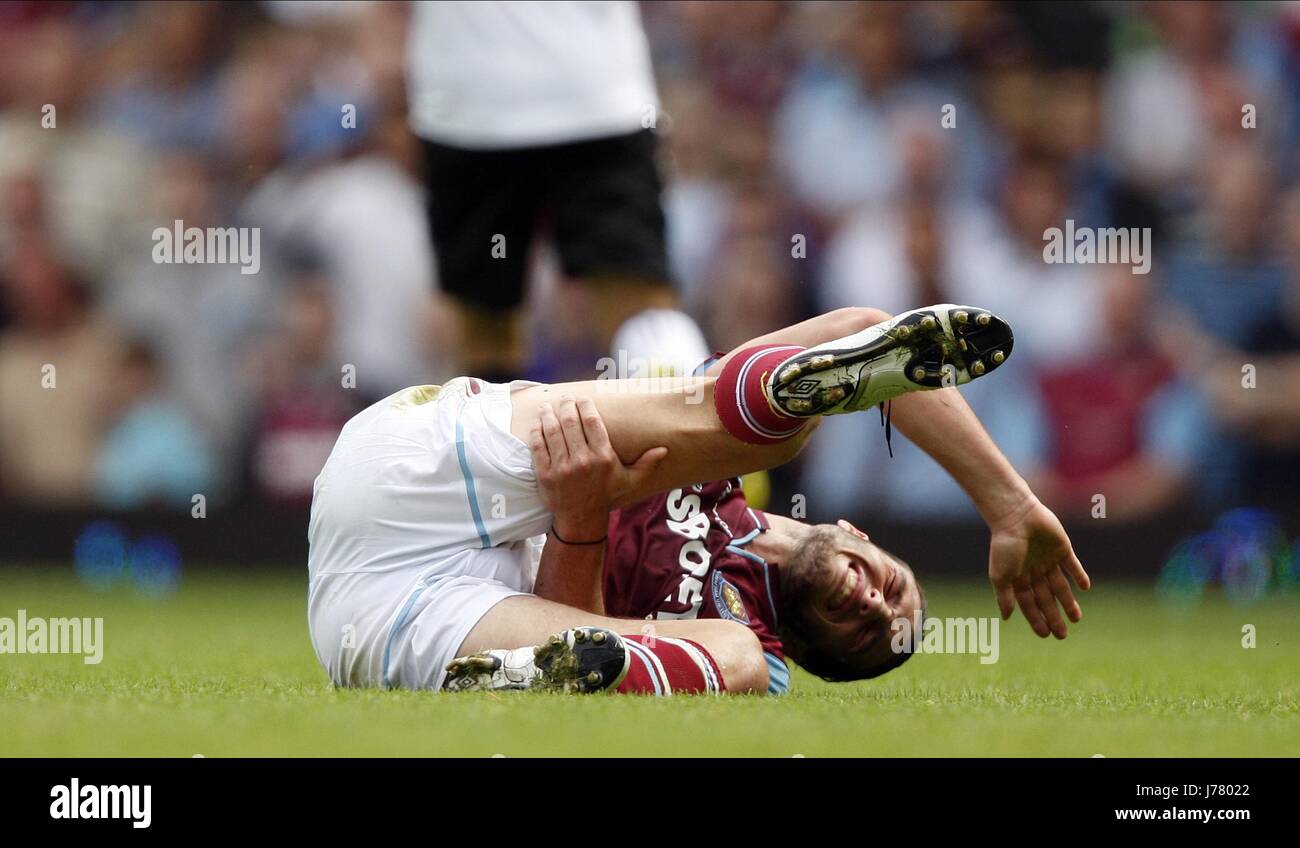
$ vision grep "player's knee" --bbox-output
[697,620,767,693]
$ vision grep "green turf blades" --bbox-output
[1,569,1296,757]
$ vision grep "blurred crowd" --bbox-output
[1,1,1299,524]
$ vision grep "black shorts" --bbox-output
[421,128,670,312]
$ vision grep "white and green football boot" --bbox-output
[766,304,1014,417]
[443,626,630,693]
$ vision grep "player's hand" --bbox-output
[530,396,668,540]
[986,496,1090,639]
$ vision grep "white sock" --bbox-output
[609,308,712,377]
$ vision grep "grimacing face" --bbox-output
[781,524,925,677]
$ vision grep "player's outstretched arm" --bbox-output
[711,305,1090,637]
[868,340,1089,637]
[984,495,1089,639]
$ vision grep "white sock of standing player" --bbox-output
[610,308,712,379]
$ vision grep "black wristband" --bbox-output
[549,525,607,546]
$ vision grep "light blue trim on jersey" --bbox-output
[724,513,785,688]
[765,652,790,695]
[382,583,429,688]
[724,530,781,628]
[455,410,492,549]
[726,545,764,565]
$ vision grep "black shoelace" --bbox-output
[879,399,893,458]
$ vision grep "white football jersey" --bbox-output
[406,1,658,148]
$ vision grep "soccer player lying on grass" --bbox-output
[455,411,919,694]
[307,305,1089,695]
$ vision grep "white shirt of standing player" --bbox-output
[407,0,659,149]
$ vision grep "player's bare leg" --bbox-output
[509,304,1015,506]
[586,275,679,354]
[511,374,812,506]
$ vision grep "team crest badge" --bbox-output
[711,572,749,624]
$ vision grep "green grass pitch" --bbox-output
[1,566,1297,757]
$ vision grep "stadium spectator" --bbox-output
[236,6,443,398]
[704,229,799,357]
[92,2,229,153]
[1103,1,1292,198]
[241,272,368,505]
[658,80,735,307]
[653,0,800,115]
[93,339,216,510]
[1160,143,1290,504]
[1163,145,1287,348]
[241,145,440,397]
[0,233,123,505]
[1030,266,1203,522]
[773,2,995,223]
[105,152,274,484]
[0,18,151,282]
[1170,186,1300,508]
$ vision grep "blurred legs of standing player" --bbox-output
[422,130,709,383]
[408,2,709,382]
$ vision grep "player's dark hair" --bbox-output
[780,577,927,683]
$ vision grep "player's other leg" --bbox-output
[451,303,527,386]
[421,137,537,382]
[511,377,815,507]
[547,128,712,379]
[448,595,767,695]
